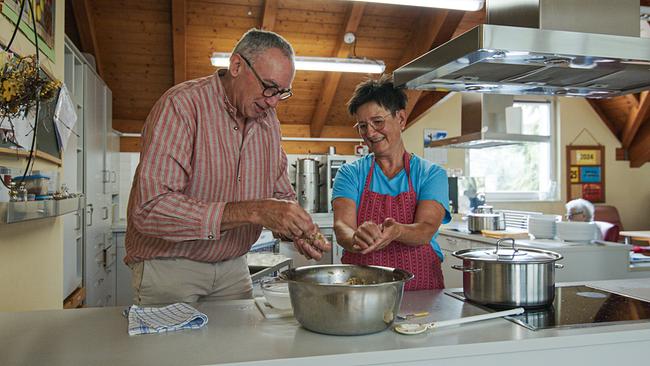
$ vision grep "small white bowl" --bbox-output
[261,280,292,310]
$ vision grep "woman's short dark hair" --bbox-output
[347,76,408,116]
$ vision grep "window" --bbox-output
[467,100,557,201]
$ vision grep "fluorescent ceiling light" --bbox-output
[346,0,484,11]
[210,52,386,74]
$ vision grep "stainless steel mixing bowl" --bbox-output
[279,264,413,335]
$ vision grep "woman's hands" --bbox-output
[350,218,402,254]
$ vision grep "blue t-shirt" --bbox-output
[332,154,451,261]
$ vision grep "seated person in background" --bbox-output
[565,198,614,241]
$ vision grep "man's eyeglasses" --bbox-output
[353,113,393,134]
[238,53,292,101]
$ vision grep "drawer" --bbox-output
[438,235,473,251]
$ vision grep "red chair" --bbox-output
[594,205,623,242]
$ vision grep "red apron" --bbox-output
[341,153,444,291]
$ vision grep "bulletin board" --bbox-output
[566,145,605,203]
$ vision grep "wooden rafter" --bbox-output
[407,91,449,126]
[262,0,279,31]
[629,119,650,168]
[397,9,465,127]
[621,91,650,149]
[113,119,144,134]
[586,99,619,139]
[172,0,187,85]
[71,0,102,77]
[309,3,366,137]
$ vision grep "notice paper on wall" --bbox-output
[423,129,448,165]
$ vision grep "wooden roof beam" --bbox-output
[172,0,187,85]
[113,119,144,134]
[398,9,465,126]
[622,91,650,149]
[309,3,366,137]
[406,91,449,128]
[72,0,102,77]
[587,99,619,140]
[262,0,279,31]
[629,118,650,168]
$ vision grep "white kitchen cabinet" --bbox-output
[61,43,85,299]
[62,37,119,307]
[115,232,133,306]
[438,234,482,288]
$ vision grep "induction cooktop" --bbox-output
[446,285,650,331]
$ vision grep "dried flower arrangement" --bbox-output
[0,51,60,122]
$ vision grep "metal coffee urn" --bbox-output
[295,158,321,213]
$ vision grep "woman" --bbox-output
[332,77,451,290]
[565,198,612,241]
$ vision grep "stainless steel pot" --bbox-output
[466,206,505,232]
[279,264,413,335]
[452,238,564,308]
[294,158,322,213]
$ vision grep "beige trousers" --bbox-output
[130,256,253,305]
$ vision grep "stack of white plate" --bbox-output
[556,221,597,242]
[528,215,560,239]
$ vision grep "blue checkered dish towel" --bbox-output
[127,302,208,336]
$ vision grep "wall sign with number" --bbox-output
[566,145,605,203]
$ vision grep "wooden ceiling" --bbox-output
[66,0,649,167]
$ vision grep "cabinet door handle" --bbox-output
[111,171,117,183]
[87,204,94,226]
[102,206,109,220]
[74,210,81,230]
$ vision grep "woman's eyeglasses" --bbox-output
[353,113,393,134]
[238,53,292,101]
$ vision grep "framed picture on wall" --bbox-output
[566,145,605,203]
[2,0,56,60]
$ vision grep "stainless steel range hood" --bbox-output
[394,0,650,98]
[427,93,550,148]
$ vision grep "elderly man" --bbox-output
[125,29,330,305]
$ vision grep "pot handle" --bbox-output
[451,265,482,273]
[554,263,564,269]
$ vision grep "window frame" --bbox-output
[465,96,559,202]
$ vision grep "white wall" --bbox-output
[402,93,650,231]
[0,0,66,311]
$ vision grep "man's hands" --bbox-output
[293,228,332,260]
[350,218,402,254]
[254,199,331,260]
[255,199,316,239]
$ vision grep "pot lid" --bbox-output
[452,242,562,263]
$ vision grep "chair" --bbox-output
[594,205,623,242]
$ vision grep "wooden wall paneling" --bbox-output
[398,9,465,126]
[407,91,450,126]
[72,0,103,77]
[261,0,278,31]
[629,118,650,168]
[172,0,187,85]
[113,119,144,134]
[309,3,366,138]
[280,124,358,138]
[281,141,357,155]
[586,99,620,140]
[121,136,142,153]
[622,91,650,149]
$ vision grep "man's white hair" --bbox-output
[232,28,295,65]
[565,198,595,221]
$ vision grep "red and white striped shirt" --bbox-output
[125,72,295,264]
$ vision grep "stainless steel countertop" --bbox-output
[2,279,650,366]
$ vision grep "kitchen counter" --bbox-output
[2,279,650,366]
